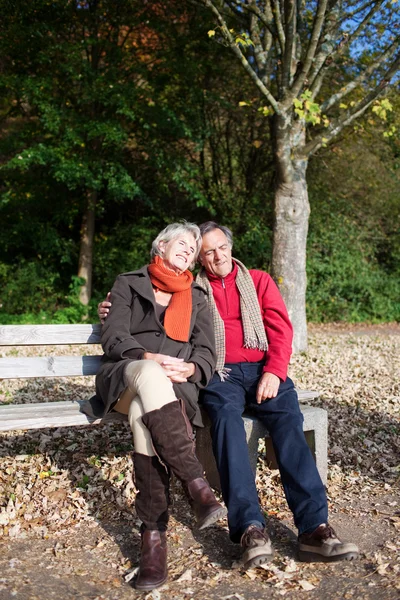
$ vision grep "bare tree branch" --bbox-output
[282,0,296,88]
[250,12,269,73]
[309,0,386,99]
[225,0,249,25]
[300,52,400,157]
[271,0,286,54]
[337,0,383,28]
[343,0,384,47]
[228,0,275,37]
[321,39,400,112]
[199,0,282,113]
[288,0,329,101]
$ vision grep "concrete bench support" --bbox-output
[195,404,328,489]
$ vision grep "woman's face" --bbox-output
[158,233,197,274]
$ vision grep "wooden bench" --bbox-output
[0,324,328,485]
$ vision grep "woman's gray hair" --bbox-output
[199,221,234,248]
[151,221,202,270]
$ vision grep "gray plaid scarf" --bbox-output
[196,258,268,380]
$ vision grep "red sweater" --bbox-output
[207,262,293,381]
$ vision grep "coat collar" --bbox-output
[120,265,205,305]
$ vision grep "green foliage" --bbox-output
[234,31,254,49]
[293,91,329,127]
[0,268,94,324]
[306,117,400,323]
[0,1,399,327]
[307,211,400,323]
[0,260,60,316]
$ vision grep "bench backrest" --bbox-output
[0,324,102,379]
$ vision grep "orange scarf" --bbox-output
[148,255,193,342]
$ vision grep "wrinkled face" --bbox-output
[199,229,233,279]
[158,233,197,274]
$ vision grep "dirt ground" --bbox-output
[1,324,399,599]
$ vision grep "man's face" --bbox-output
[200,228,233,278]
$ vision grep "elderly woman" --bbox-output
[85,222,225,592]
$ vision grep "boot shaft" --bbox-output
[133,452,170,530]
[141,400,203,483]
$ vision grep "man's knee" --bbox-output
[204,400,244,429]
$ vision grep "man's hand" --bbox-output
[256,372,280,403]
[98,292,111,324]
[143,353,195,383]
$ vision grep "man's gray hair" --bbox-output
[151,221,202,270]
[199,221,234,248]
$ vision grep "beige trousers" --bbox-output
[114,360,177,456]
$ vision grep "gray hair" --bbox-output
[199,221,234,248]
[151,221,202,270]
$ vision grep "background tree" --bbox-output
[198,0,400,350]
[0,1,398,326]
[0,0,177,307]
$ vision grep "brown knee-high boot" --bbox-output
[141,401,227,530]
[133,453,169,591]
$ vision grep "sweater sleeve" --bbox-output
[251,270,293,381]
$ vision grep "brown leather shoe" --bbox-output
[298,523,359,562]
[134,530,167,591]
[187,477,227,530]
[240,525,274,569]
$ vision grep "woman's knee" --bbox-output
[125,359,170,388]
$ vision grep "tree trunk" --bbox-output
[77,190,97,306]
[271,171,310,352]
[271,112,310,353]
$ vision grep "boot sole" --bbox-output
[197,506,227,530]
[243,550,274,570]
[134,574,168,591]
[298,550,359,563]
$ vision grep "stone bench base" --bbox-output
[195,404,328,488]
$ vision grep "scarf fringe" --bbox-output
[217,367,231,382]
[244,337,268,351]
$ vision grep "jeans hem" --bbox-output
[296,515,328,537]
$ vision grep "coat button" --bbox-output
[155,332,161,337]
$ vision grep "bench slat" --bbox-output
[0,400,126,431]
[296,389,319,401]
[0,324,101,346]
[0,398,322,434]
[0,401,98,430]
[0,355,102,379]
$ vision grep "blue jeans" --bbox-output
[200,362,328,542]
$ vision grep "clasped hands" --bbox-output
[143,353,195,383]
[98,296,194,383]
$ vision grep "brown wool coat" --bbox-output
[83,266,216,428]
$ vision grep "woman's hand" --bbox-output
[161,360,195,383]
[143,353,195,383]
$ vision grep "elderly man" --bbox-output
[195,221,358,568]
[99,220,359,569]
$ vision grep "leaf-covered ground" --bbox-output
[0,324,399,599]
